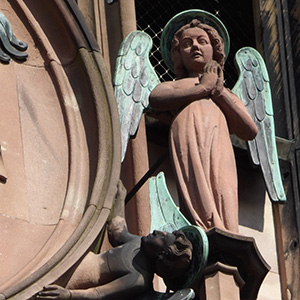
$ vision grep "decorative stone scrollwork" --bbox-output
[0,11,28,62]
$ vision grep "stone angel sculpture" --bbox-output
[113,9,286,233]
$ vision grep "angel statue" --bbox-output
[113,9,286,233]
[0,11,28,62]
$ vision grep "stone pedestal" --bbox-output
[202,262,244,300]
[192,228,270,300]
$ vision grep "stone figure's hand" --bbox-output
[36,285,71,300]
[110,179,127,220]
[211,62,224,98]
[117,180,127,203]
[199,60,219,94]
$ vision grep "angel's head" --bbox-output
[141,230,193,279]
[171,19,225,78]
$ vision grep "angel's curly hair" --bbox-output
[155,230,193,279]
[171,19,225,78]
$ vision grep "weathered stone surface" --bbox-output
[0,1,120,299]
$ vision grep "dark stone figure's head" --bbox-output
[141,230,193,279]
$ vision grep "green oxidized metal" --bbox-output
[233,47,286,202]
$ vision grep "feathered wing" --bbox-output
[232,47,286,202]
[149,172,191,232]
[113,31,160,161]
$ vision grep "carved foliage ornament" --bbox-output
[0,11,28,62]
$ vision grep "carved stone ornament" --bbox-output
[0,1,120,299]
[205,228,270,300]
[0,11,28,62]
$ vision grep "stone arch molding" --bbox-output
[0,1,120,299]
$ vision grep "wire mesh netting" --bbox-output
[136,0,256,88]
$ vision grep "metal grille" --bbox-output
[136,0,256,88]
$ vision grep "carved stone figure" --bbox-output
[35,182,205,300]
[149,15,258,232]
[114,9,286,233]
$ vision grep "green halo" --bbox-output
[163,225,209,291]
[160,9,230,73]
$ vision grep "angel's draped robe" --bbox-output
[169,98,239,232]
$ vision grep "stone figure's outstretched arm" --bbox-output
[37,272,147,300]
[107,180,136,247]
[69,273,146,300]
